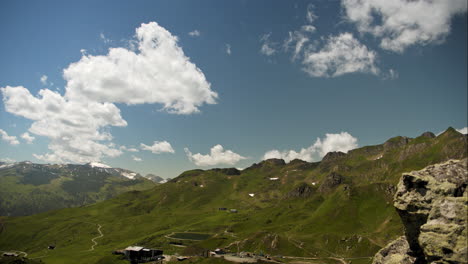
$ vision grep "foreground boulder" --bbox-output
[373,159,467,264]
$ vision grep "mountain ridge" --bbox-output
[0,128,466,264]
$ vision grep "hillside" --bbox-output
[0,128,466,264]
[0,162,156,216]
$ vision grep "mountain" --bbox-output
[0,128,466,264]
[0,162,155,216]
[144,174,169,183]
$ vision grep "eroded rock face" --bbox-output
[287,183,313,198]
[374,159,467,264]
[318,172,344,193]
[373,236,416,264]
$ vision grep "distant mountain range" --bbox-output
[0,161,157,216]
[0,128,466,264]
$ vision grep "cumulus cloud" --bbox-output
[132,155,142,162]
[263,132,358,162]
[302,33,378,77]
[185,144,246,166]
[140,141,175,154]
[1,22,216,163]
[260,33,277,56]
[40,75,48,85]
[21,132,35,144]
[0,129,20,145]
[225,44,232,55]
[456,127,468,134]
[65,22,217,114]
[188,30,201,37]
[342,0,468,52]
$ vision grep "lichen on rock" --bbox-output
[373,159,467,264]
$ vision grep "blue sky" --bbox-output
[0,0,467,178]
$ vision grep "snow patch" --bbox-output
[121,172,137,179]
[89,162,112,168]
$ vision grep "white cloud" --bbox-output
[457,127,468,134]
[65,22,217,114]
[302,33,378,77]
[0,157,15,163]
[284,30,311,61]
[100,33,111,44]
[120,145,139,152]
[306,4,318,24]
[225,44,232,55]
[132,155,142,162]
[1,22,215,163]
[188,30,201,37]
[21,132,35,144]
[263,132,358,162]
[185,144,246,166]
[0,129,20,145]
[2,86,125,163]
[40,75,48,85]
[140,141,175,154]
[342,0,468,52]
[260,33,277,56]
[283,4,317,61]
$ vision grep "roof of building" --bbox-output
[125,246,144,251]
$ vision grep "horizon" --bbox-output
[0,126,465,179]
[1,0,467,178]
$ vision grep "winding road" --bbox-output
[86,224,103,251]
[0,250,28,257]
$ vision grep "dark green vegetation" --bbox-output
[168,232,212,241]
[0,256,42,264]
[0,163,155,216]
[0,128,466,264]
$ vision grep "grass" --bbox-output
[0,128,465,264]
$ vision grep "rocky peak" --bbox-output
[383,136,411,151]
[419,132,435,139]
[321,151,346,162]
[373,159,467,264]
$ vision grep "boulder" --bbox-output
[374,159,467,264]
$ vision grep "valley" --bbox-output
[0,128,466,264]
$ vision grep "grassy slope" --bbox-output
[0,129,466,264]
[0,165,155,216]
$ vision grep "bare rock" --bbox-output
[375,159,467,264]
[372,236,416,264]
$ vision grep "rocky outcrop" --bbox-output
[420,132,436,139]
[321,151,346,162]
[373,236,416,264]
[318,172,344,193]
[373,159,467,264]
[384,136,410,151]
[245,159,286,171]
[287,183,314,198]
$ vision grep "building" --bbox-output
[124,246,163,263]
[2,252,19,257]
[230,209,238,213]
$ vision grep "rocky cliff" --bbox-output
[373,159,467,264]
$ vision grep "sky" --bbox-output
[0,0,467,178]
